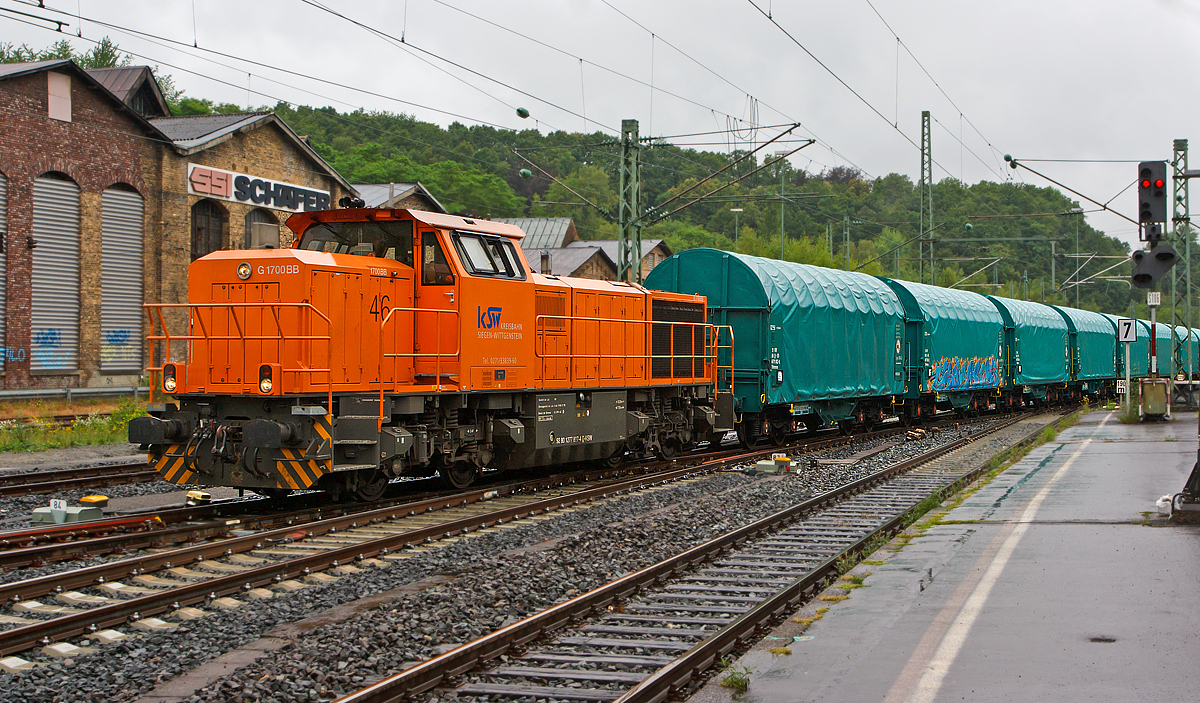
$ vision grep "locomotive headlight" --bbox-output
[163,364,177,393]
[259,377,273,393]
[237,262,252,280]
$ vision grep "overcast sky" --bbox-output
[4,0,1199,249]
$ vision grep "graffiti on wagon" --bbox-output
[930,355,1001,391]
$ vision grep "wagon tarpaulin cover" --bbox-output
[882,278,1004,392]
[646,250,905,410]
[1052,305,1118,381]
[987,296,1070,386]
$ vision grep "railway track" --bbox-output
[0,412,1002,658]
[0,462,158,498]
[331,410,1071,703]
[0,416,938,569]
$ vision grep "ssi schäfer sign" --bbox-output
[188,163,331,213]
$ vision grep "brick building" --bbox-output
[0,59,354,389]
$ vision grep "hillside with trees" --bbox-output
[3,37,1166,318]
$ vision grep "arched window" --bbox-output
[244,207,278,248]
[101,184,144,373]
[191,199,226,261]
[32,172,81,371]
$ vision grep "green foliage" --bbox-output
[0,36,130,69]
[0,399,145,452]
[2,37,1151,317]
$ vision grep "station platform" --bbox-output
[689,409,1200,703]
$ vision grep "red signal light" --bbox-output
[1155,179,1165,188]
[1142,179,1151,188]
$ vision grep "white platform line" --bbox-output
[885,412,1112,703]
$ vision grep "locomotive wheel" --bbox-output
[441,461,478,490]
[657,439,679,459]
[605,448,626,468]
[353,470,389,502]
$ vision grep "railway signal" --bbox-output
[1138,161,1168,229]
[1131,242,1178,288]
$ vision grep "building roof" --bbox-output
[151,112,270,143]
[0,59,167,137]
[493,218,578,250]
[150,112,356,194]
[526,246,615,277]
[567,239,670,262]
[84,66,170,117]
[0,59,70,79]
[355,182,448,213]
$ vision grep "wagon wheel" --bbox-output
[657,439,679,459]
[440,460,478,490]
[769,423,788,446]
[605,447,626,468]
[353,470,389,502]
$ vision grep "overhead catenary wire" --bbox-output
[298,0,618,134]
[862,0,1008,174]
[5,1,520,131]
[597,0,871,177]
[0,9,604,194]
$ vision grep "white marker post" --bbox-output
[1117,318,1137,415]
[49,498,67,524]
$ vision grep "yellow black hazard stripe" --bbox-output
[273,415,333,489]
[154,444,198,485]
[275,448,326,489]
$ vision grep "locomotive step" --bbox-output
[332,463,378,472]
[333,439,378,445]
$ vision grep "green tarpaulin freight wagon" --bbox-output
[645,250,905,435]
[987,296,1070,391]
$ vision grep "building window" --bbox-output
[191,199,225,261]
[101,185,144,373]
[47,72,71,122]
[31,173,81,371]
[244,208,278,249]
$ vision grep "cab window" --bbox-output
[451,231,526,280]
[297,220,414,267]
[422,232,455,285]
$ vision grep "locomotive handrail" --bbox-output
[711,324,735,395]
[143,302,335,415]
[533,314,718,386]
[377,307,461,431]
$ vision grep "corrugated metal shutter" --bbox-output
[101,188,144,372]
[31,176,80,371]
[0,172,7,372]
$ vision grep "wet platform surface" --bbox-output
[688,410,1200,703]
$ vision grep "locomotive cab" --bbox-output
[133,208,730,500]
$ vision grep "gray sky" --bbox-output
[4,0,1199,249]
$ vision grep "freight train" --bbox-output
[131,208,1191,498]
[645,249,1197,443]
[130,208,734,500]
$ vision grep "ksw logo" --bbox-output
[478,306,502,329]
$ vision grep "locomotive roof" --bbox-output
[286,208,527,240]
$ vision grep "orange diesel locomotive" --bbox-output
[130,208,734,500]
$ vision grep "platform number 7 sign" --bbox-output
[1117,318,1137,344]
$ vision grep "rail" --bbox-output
[533,315,725,387]
[144,303,334,414]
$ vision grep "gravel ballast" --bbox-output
[0,416,1032,703]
